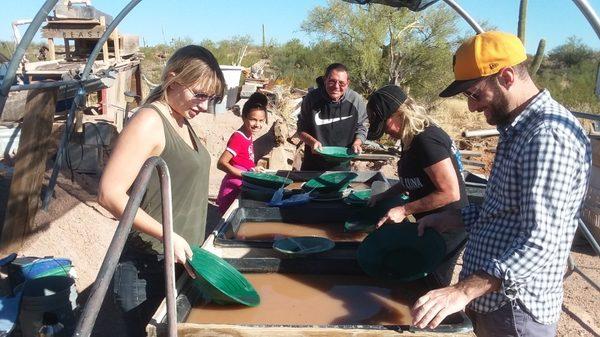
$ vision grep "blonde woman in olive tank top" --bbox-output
[98,45,225,336]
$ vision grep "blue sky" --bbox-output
[2,0,599,54]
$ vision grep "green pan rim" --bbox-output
[188,247,260,306]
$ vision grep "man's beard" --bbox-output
[485,84,512,126]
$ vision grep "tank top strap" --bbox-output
[144,102,195,152]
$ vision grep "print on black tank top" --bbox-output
[396,125,468,219]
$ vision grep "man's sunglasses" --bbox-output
[462,73,499,101]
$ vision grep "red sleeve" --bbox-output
[226,132,245,157]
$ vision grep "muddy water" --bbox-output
[235,221,367,241]
[186,273,427,325]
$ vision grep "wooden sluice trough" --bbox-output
[148,171,473,336]
[148,255,472,337]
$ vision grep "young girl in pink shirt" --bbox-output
[216,92,268,214]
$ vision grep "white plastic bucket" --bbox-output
[215,65,244,113]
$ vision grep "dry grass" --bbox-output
[428,97,497,176]
[428,97,489,140]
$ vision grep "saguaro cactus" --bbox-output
[518,0,527,45]
[530,39,546,75]
[517,0,545,75]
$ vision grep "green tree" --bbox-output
[548,36,595,68]
[271,39,346,89]
[301,0,458,100]
[201,35,258,66]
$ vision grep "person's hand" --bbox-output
[311,141,323,154]
[172,233,196,278]
[351,139,363,154]
[416,209,461,236]
[411,285,470,329]
[376,205,407,228]
[251,166,265,173]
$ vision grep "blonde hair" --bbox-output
[397,97,434,149]
[144,45,225,105]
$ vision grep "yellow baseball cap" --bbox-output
[439,31,527,97]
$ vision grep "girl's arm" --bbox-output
[217,150,244,178]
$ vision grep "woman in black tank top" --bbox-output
[98,45,225,336]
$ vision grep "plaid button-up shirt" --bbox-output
[460,89,591,324]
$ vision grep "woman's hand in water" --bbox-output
[172,233,196,278]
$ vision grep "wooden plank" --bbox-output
[0,88,57,253]
[459,150,482,157]
[462,159,485,168]
[113,30,121,62]
[591,138,600,167]
[43,19,101,25]
[148,323,467,337]
[41,26,106,39]
[47,38,55,61]
[100,17,109,63]
[354,153,396,161]
[462,129,499,138]
[64,39,71,60]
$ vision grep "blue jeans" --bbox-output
[111,245,181,337]
[466,301,557,337]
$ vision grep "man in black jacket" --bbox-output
[297,63,368,171]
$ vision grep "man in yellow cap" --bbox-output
[412,31,591,337]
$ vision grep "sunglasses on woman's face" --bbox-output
[182,84,221,102]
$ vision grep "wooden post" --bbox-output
[47,38,55,61]
[113,30,121,62]
[134,63,142,104]
[0,88,57,253]
[64,38,71,60]
[100,16,109,63]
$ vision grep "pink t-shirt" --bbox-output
[226,130,255,171]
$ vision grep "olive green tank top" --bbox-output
[132,102,210,254]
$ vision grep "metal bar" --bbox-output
[442,0,484,33]
[572,0,600,39]
[159,161,178,337]
[42,0,142,210]
[572,110,600,122]
[0,0,60,115]
[9,78,105,92]
[578,218,600,255]
[73,156,177,337]
[12,19,33,45]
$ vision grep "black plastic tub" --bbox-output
[214,207,368,250]
[239,170,389,207]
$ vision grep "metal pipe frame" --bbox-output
[73,156,177,337]
[442,0,484,33]
[572,0,600,39]
[42,0,142,210]
[0,0,60,114]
